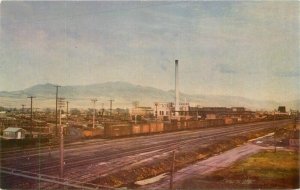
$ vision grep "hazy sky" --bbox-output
[0,1,299,102]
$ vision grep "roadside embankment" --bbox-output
[90,127,276,188]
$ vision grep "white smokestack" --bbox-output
[175,60,179,116]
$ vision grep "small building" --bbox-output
[3,127,26,139]
[278,106,286,113]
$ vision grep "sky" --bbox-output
[0,1,299,102]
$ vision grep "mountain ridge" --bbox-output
[0,82,299,110]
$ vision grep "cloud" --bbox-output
[0,1,299,102]
[275,71,300,78]
[215,64,237,74]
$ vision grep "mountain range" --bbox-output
[0,82,299,110]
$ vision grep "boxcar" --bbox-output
[83,128,104,138]
[132,124,141,135]
[105,124,131,138]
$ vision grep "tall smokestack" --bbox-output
[175,60,179,116]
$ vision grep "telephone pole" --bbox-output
[55,85,61,137]
[91,99,97,128]
[27,96,36,136]
[66,101,69,126]
[101,103,104,118]
[273,112,277,153]
[293,115,297,131]
[108,99,114,117]
[58,98,65,179]
[170,150,176,190]
[21,104,25,113]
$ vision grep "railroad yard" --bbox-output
[0,119,293,189]
[1,1,299,190]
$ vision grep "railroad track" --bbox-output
[2,120,290,172]
[0,119,288,160]
[0,119,286,159]
[1,119,292,189]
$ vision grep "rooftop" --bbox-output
[3,127,26,133]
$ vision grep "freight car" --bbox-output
[104,124,131,138]
[168,119,225,130]
[149,122,164,133]
[83,128,104,138]
[132,122,164,135]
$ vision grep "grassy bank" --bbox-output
[180,150,299,189]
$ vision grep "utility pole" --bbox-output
[133,101,139,124]
[273,112,276,153]
[109,99,114,118]
[293,115,297,131]
[21,104,25,113]
[91,99,97,128]
[101,103,104,118]
[27,96,36,137]
[58,98,65,179]
[154,102,158,119]
[66,101,69,136]
[66,101,69,125]
[154,103,159,132]
[55,85,61,137]
[170,150,175,190]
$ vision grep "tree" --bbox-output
[70,108,81,115]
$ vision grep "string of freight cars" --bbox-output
[88,117,290,138]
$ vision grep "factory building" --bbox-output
[152,102,190,121]
[278,106,286,113]
[188,106,254,122]
[153,102,173,120]
[131,106,153,118]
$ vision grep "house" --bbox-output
[3,127,26,139]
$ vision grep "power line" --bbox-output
[0,166,114,190]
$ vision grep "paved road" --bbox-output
[0,119,292,189]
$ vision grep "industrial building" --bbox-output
[130,106,153,120]
[128,60,254,123]
[278,106,286,113]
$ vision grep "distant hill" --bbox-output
[0,82,299,110]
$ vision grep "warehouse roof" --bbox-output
[3,127,26,133]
